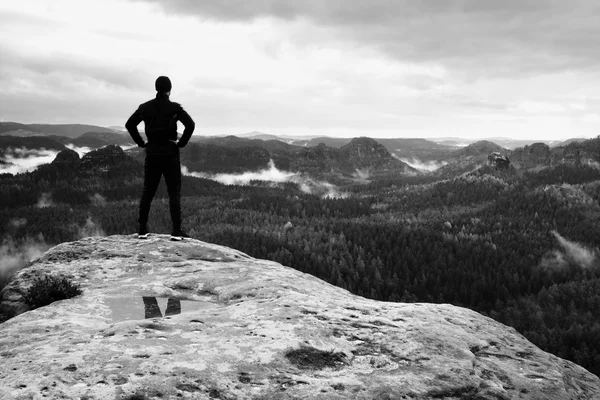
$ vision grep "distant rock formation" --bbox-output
[340,137,391,164]
[51,148,80,166]
[487,152,510,169]
[1,235,599,399]
[78,144,141,175]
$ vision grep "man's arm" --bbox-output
[176,106,195,148]
[125,107,146,148]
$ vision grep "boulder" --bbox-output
[0,235,599,399]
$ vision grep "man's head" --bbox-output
[155,76,172,94]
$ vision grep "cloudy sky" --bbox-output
[2,0,600,140]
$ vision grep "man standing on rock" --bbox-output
[126,76,195,241]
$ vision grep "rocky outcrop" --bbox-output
[339,137,392,167]
[51,148,81,166]
[78,144,141,176]
[339,137,415,176]
[487,152,510,169]
[1,235,599,399]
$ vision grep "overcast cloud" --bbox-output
[2,0,600,139]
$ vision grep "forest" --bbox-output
[1,154,600,378]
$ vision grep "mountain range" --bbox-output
[1,121,599,181]
[0,122,115,138]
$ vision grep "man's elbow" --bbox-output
[125,119,136,132]
[183,122,195,135]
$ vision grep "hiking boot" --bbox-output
[138,226,149,239]
[170,229,190,241]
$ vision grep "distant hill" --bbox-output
[0,130,134,153]
[180,143,273,174]
[550,138,587,148]
[70,132,133,148]
[196,136,301,154]
[291,137,418,179]
[429,137,600,175]
[374,138,457,162]
[508,138,600,169]
[430,137,593,150]
[33,144,143,181]
[477,138,544,150]
[434,140,508,176]
[337,137,417,176]
[0,136,66,155]
[180,136,417,181]
[215,135,457,162]
[235,131,286,141]
[0,122,115,138]
[451,140,506,158]
[289,137,353,148]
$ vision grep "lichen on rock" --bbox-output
[0,235,599,399]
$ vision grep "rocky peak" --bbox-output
[299,142,337,161]
[487,152,510,169]
[0,235,598,399]
[341,137,391,160]
[338,137,411,174]
[79,144,140,174]
[51,148,80,166]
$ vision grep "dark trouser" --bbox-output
[138,143,181,231]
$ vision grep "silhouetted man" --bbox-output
[126,76,195,241]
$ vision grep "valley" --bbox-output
[1,125,600,378]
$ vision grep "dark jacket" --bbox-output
[126,93,195,152]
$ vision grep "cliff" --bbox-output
[0,235,599,399]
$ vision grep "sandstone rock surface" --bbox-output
[1,235,599,400]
